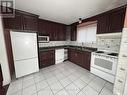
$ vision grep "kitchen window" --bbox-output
[77,22,97,43]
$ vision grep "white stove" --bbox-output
[91,50,118,83]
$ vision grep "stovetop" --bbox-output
[107,53,118,56]
[95,51,119,57]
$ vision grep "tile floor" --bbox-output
[7,61,114,95]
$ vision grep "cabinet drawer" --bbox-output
[116,65,127,79]
[39,52,54,57]
[39,60,55,68]
[39,56,54,61]
[120,44,127,52]
[39,50,55,60]
[114,77,125,95]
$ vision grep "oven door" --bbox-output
[91,54,118,75]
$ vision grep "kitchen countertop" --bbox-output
[39,45,97,52]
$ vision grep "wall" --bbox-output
[0,16,11,85]
[123,7,127,95]
[124,76,127,95]
[113,7,127,95]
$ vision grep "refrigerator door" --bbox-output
[10,32,38,61]
[10,31,39,78]
[15,58,39,78]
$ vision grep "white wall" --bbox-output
[124,75,127,95]
[0,16,11,85]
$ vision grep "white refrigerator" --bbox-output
[10,31,39,78]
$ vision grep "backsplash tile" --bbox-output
[39,35,121,53]
[97,36,121,52]
[39,41,97,48]
[39,41,69,47]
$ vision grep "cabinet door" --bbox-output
[40,59,55,68]
[71,24,77,41]
[68,49,73,62]
[68,49,82,65]
[51,24,57,41]
[3,11,23,30]
[57,26,66,41]
[68,49,75,63]
[23,15,38,31]
[76,51,83,66]
[38,19,45,36]
[85,51,91,71]
[109,8,126,33]
[97,14,110,34]
[39,51,54,61]
[39,50,55,69]
[83,51,91,71]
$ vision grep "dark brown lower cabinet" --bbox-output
[82,51,91,71]
[68,48,91,71]
[39,50,55,69]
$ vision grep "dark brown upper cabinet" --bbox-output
[97,14,110,34]
[23,14,38,31]
[3,11,23,30]
[70,24,77,41]
[97,8,126,34]
[109,8,126,33]
[3,10,39,31]
[38,19,66,41]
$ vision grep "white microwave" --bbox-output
[38,36,49,43]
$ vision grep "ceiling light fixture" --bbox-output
[79,18,82,24]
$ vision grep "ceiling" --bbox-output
[15,0,127,25]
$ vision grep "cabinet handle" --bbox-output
[122,55,127,57]
[120,68,125,71]
[124,41,127,43]
[118,79,123,83]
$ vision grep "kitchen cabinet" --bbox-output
[97,8,126,34]
[39,50,55,68]
[3,10,39,31]
[68,49,77,63]
[22,14,38,31]
[68,48,91,71]
[38,19,66,41]
[3,11,23,30]
[97,14,109,34]
[70,24,77,41]
[109,8,126,32]
[82,51,91,71]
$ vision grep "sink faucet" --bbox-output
[82,42,84,47]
